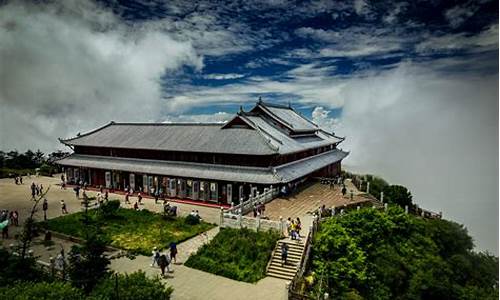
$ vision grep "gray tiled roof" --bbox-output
[259,103,318,132]
[56,149,348,184]
[60,102,344,156]
[61,123,277,155]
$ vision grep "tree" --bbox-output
[312,220,366,297]
[68,232,110,294]
[90,271,173,300]
[383,185,412,208]
[68,203,110,293]
[0,281,84,299]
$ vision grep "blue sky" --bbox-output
[0,0,498,253]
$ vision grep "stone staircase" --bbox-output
[266,239,305,281]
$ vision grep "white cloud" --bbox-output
[353,0,368,15]
[416,24,498,54]
[0,0,202,152]
[295,26,404,58]
[203,73,246,80]
[445,1,480,29]
[332,62,498,254]
[311,107,339,133]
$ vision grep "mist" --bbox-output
[333,62,498,254]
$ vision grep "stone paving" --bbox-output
[260,179,369,221]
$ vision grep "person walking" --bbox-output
[40,184,44,194]
[290,220,296,240]
[13,211,19,226]
[169,242,177,264]
[342,185,347,197]
[296,217,302,238]
[19,176,23,184]
[125,192,130,204]
[281,242,289,266]
[158,254,168,277]
[286,217,292,238]
[138,193,142,205]
[104,191,109,202]
[133,201,139,210]
[151,247,160,267]
[60,200,68,214]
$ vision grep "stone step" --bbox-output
[270,261,298,270]
[272,254,301,262]
[275,248,303,255]
[278,240,305,248]
[267,272,294,281]
[268,265,297,276]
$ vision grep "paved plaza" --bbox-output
[257,179,368,221]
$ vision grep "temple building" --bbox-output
[56,101,348,205]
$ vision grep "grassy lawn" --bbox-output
[185,227,280,283]
[42,205,215,255]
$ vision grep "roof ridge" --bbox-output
[239,115,280,153]
[115,122,224,126]
[59,121,115,143]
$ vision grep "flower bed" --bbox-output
[42,206,214,255]
[185,227,280,283]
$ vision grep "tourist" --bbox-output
[43,199,48,221]
[260,202,266,216]
[137,193,142,205]
[158,253,168,277]
[19,176,23,184]
[154,191,159,204]
[253,204,257,218]
[341,185,347,197]
[296,217,302,238]
[100,186,104,194]
[133,201,139,210]
[290,220,296,240]
[169,242,177,264]
[40,184,44,194]
[13,211,19,226]
[55,250,65,270]
[31,182,36,197]
[286,217,292,237]
[281,242,289,266]
[15,177,18,185]
[60,200,68,214]
[9,211,14,225]
[151,247,160,267]
[105,191,109,202]
[125,192,130,204]
[74,186,80,198]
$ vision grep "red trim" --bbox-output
[64,184,230,209]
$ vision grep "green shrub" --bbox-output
[39,163,55,177]
[99,200,120,218]
[90,271,173,300]
[185,214,200,225]
[185,228,280,282]
[0,281,84,299]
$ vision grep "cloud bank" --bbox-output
[332,63,498,254]
[0,0,202,152]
